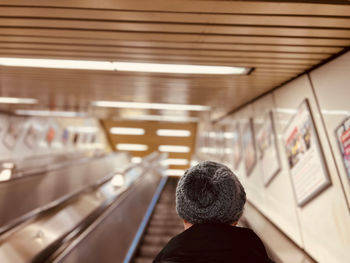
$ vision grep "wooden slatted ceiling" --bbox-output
[0,0,349,120]
[102,120,197,171]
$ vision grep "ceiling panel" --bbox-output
[0,0,349,120]
[102,120,197,172]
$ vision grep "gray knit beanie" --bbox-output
[176,161,246,225]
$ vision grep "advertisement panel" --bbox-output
[242,118,256,176]
[257,111,281,186]
[283,99,330,206]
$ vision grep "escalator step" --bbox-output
[149,220,183,228]
[139,244,164,257]
[143,234,174,245]
[147,226,183,236]
[134,257,153,263]
[132,178,181,263]
[152,214,178,221]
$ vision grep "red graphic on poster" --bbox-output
[46,127,56,146]
[336,116,350,181]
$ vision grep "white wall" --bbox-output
[195,51,350,263]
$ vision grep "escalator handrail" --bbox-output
[0,150,89,170]
[0,152,113,184]
[34,153,163,263]
[0,159,134,236]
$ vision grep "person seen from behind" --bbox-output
[154,161,274,263]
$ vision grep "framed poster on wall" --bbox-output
[257,111,281,186]
[335,116,350,183]
[24,124,41,149]
[283,99,331,207]
[242,118,256,176]
[0,114,6,135]
[232,122,242,170]
[3,117,23,150]
[62,128,70,145]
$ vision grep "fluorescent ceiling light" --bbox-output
[201,147,216,154]
[162,159,189,166]
[67,126,97,133]
[15,109,87,117]
[321,109,350,116]
[111,174,124,187]
[0,57,114,71]
[116,143,148,151]
[110,127,145,135]
[165,169,185,176]
[0,58,250,75]
[201,147,210,153]
[157,129,191,137]
[224,148,233,154]
[0,97,37,104]
[0,169,12,181]
[158,145,190,153]
[274,108,297,114]
[131,157,142,164]
[93,101,210,112]
[113,62,249,75]
[209,132,216,138]
[2,163,15,169]
[122,114,199,123]
[223,132,234,139]
[190,160,199,167]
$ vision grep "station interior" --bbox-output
[0,1,349,262]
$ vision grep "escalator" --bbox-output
[131,178,183,263]
[0,152,166,263]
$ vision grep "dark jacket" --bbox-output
[153,223,273,263]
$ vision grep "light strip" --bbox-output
[190,160,199,167]
[113,62,248,75]
[158,145,190,153]
[131,157,142,164]
[121,115,199,123]
[110,127,145,135]
[157,129,191,137]
[0,169,12,181]
[15,110,87,117]
[67,126,97,133]
[0,58,114,71]
[224,132,235,139]
[111,174,124,187]
[162,159,189,166]
[165,169,185,176]
[92,101,210,111]
[116,143,148,151]
[0,58,249,75]
[321,109,350,116]
[0,97,37,104]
